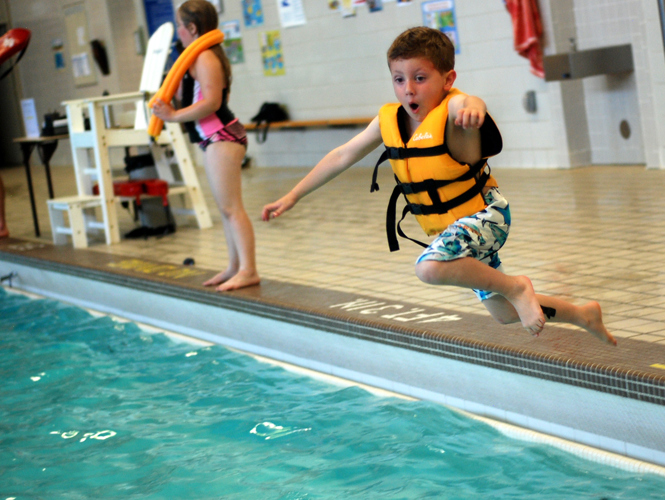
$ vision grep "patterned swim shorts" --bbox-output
[416,187,511,301]
[198,119,248,152]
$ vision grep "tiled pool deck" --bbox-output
[2,162,665,440]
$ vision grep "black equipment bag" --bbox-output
[251,102,288,143]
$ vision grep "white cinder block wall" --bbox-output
[637,0,665,168]
[8,0,665,169]
[219,0,563,169]
[574,0,643,165]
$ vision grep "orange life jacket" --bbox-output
[371,90,500,251]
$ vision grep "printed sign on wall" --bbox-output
[340,0,356,17]
[277,0,307,28]
[221,20,245,64]
[64,2,97,87]
[259,30,285,76]
[243,0,265,27]
[421,0,460,53]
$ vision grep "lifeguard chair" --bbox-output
[49,22,212,248]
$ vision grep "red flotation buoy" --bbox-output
[0,28,31,80]
[92,179,169,207]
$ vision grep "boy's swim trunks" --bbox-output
[416,187,510,301]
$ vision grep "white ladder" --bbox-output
[47,195,106,248]
[51,93,212,248]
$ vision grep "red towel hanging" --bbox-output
[505,0,544,78]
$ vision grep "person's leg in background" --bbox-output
[0,174,8,238]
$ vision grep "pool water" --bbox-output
[1,287,664,499]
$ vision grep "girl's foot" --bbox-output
[581,301,617,345]
[216,270,260,292]
[203,268,237,287]
[506,276,546,336]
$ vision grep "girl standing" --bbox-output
[153,0,259,291]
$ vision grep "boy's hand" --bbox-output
[261,193,298,221]
[447,94,486,165]
[454,106,485,129]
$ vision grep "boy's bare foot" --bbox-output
[216,270,260,292]
[506,276,546,336]
[203,268,237,287]
[0,227,8,239]
[581,301,617,345]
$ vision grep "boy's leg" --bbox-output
[413,188,549,332]
[416,257,545,335]
[483,293,616,345]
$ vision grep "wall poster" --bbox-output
[421,0,459,53]
[259,30,285,76]
[221,20,245,64]
[340,0,356,17]
[64,2,97,87]
[243,0,265,27]
[277,0,307,28]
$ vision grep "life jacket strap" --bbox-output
[387,184,431,252]
[370,144,450,192]
[370,141,492,252]
[385,161,491,252]
[398,159,485,195]
[405,166,490,216]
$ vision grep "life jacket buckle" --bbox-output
[387,147,404,160]
[409,204,423,215]
[400,182,414,195]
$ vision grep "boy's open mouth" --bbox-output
[409,103,419,112]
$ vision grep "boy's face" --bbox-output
[389,57,455,125]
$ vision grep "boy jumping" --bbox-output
[261,27,616,345]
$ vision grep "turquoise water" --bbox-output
[1,288,664,499]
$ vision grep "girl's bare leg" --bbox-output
[201,141,259,291]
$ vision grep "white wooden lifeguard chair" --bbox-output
[49,22,212,248]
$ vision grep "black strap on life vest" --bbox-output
[371,144,491,252]
[370,144,449,192]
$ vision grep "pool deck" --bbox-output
[2,162,665,465]
[2,235,664,406]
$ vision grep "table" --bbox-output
[13,134,69,236]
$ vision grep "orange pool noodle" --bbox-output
[148,29,221,108]
[147,29,225,138]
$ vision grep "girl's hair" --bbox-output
[387,27,455,74]
[178,0,232,90]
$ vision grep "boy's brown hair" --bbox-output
[387,27,455,74]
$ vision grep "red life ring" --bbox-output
[0,28,31,79]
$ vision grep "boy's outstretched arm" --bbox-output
[262,117,383,221]
[446,93,486,166]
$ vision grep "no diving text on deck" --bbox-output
[330,298,461,324]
